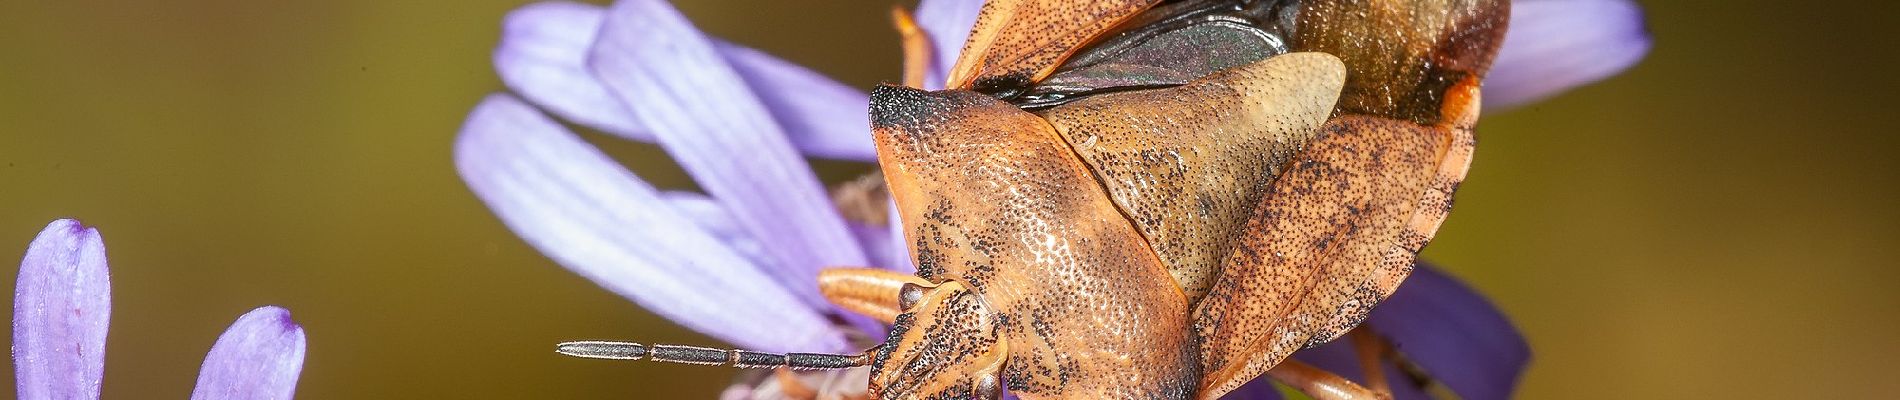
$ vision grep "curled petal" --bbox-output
[1485,0,1651,108]
[588,0,869,308]
[13,219,110,400]
[455,94,845,352]
[914,0,986,89]
[189,306,306,400]
[494,1,876,160]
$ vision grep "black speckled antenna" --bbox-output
[555,340,875,370]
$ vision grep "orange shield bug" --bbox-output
[559,0,1509,399]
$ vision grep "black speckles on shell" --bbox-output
[1037,53,1344,304]
[1190,113,1458,396]
[870,84,1198,398]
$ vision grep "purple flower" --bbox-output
[12,219,306,400]
[456,0,1650,398]
[1488,0,1653,108]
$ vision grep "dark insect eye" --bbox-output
[975,373,1002,400]
[898,283,926,311]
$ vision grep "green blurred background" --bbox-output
[1,0,1894,398]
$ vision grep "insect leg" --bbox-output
[1265,359,1389,400]
[889,6,931,89]
[817,267,933,323]
[1350,328,1393,396]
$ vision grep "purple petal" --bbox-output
[658,192,882,342]
[494,1,877,160]
[13,219,110,400]
[845,220,902,273]
[1225,262,1523,399]
[1485,0,1650,109]
[657,191,776,270]
[1359,261,1530,400]
[713,43,877,161]
[1220,378,1286,400]
[914,0,985,89]
[494,2,642,137]
[587,0,869,308]
[882,201,914,274]
[1288,337,1433,400]
[455,94,846,352]
[189,306,305,400]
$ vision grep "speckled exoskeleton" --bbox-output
[560,1,1508,399]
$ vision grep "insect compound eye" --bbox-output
[898,282,926,311]
[974,373,1002,400]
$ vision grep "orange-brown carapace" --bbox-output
[560,1,1508,399]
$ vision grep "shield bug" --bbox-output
[558,0,1509,399]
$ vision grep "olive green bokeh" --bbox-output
[1,0,1894,398]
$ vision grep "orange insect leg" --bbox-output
[816,267,931,324]
[889,6,931,89]
[1351,328,1393,396]
[1266,359,1390,400]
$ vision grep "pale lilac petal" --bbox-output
[189,306,305,400]
[1486,0,1650,108]
[714,43,876,161]
[844,221,901,272]
[495,1,877,160]
[661,191,891,339]
[914,0,985,89]
[1358,261,1530,400]
[495,2,642,137]
[588,0,869,308]
[882,201,914,274]
[455,94,846,352]
[657,191,775,270]
[13,219,109,400]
